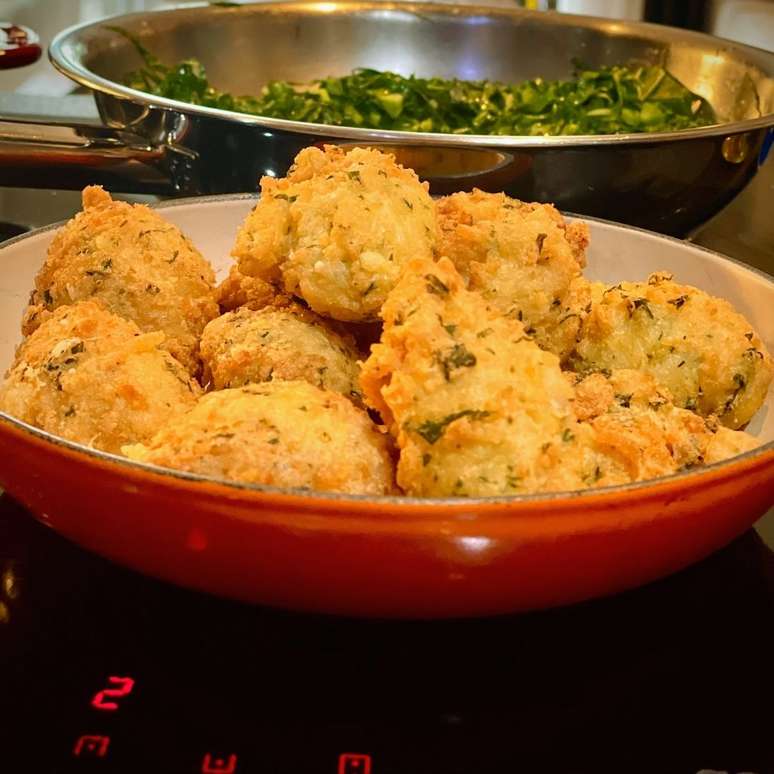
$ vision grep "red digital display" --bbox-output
[73,735,110,758]
[201,752,238,773]
[90,676,135,711]
[338,753,372,774]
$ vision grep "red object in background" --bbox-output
[73,735,110,758]
[0,22,42,69]
[338,753,372,774]
[91,676,135,711]
[201,753,238,773]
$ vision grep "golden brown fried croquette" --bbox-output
[200,303,362,401]
[215,263,289,313]
[21,186,219,374]
[567,369,759,486]
[360,256,586,497]
[124,380,395,494]
[570,272,773,429]
[0,300,201,454]
[232,145,437,322]
[361,260,759,497]
[436,190,590,360]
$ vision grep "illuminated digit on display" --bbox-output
[91,676,135,711]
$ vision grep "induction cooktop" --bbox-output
[1,493,772,774]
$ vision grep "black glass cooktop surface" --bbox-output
[1,494,772,774]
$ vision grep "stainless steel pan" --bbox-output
[2,2,773,235]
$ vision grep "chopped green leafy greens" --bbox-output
[118,30,714,136]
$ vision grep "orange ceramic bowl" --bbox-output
[0,196,772,619]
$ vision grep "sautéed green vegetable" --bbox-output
[119,30,715,136]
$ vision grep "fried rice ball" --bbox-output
[360,256,586,497]
[436,189,591,360]
[21,186,219,374]
[124,380,395,495]
[0,301,201,454]
[361,259,759,498]
[216,263,288,313]
[232,145,437,322]
[200,303,362,401]
[567,369,759,486]
[570,272,773,429]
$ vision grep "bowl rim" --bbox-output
[48,0,774,148]
[0,192,772,511]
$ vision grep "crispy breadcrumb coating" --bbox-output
[232,145,437,322]
[360,257,585,497]
[21,186,219,374]
[570,272,773,428]
[216,263,289,313]
[0,301,201,454]
[361,260,759,497]
[567,369,759,486]
[124,380,395,494]
[436,190,590,360]
[200,304,362,401]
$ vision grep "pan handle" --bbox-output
[0,117,198,194]
[1,22,190,194]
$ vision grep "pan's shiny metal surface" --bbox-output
[3,1,774,234]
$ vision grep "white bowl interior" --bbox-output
[0,197,772,447]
